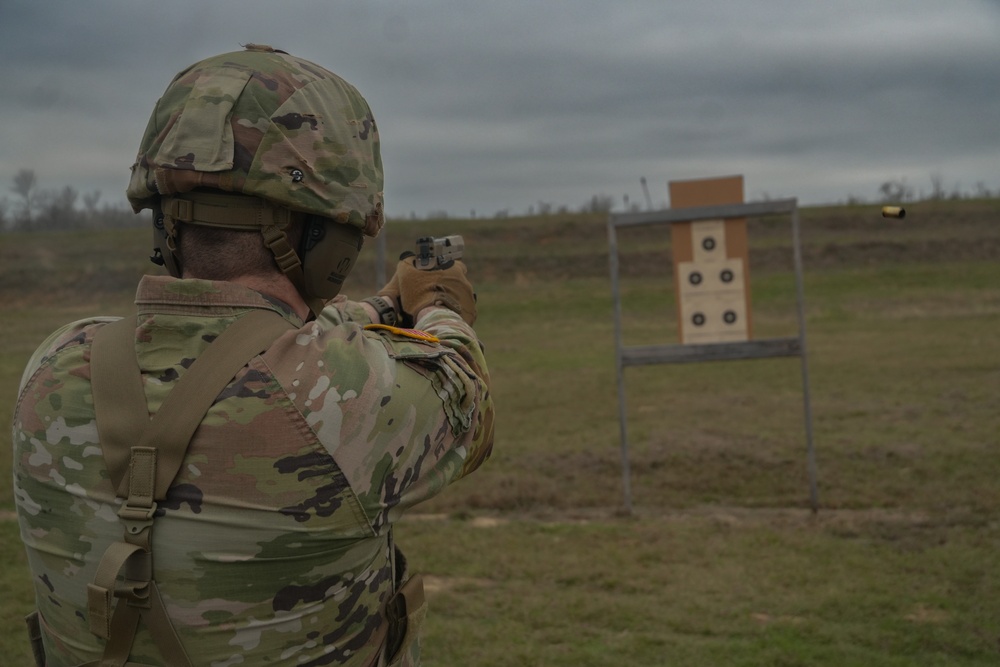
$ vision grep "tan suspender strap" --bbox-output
[133,309,296,499]
[101,598,143,667]
[87,542,146,638]
[92,310,297,499]
[98,582,197,667]
[87,308,296,667]
[145,582,192,667]
[118,446,157,549]
[91,317,149,494]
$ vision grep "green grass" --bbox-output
[0,520,35,660]
[2,200,999,665]
[399,513,999,666]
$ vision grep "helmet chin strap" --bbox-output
[156,192,348,319]
[259,224,325,317]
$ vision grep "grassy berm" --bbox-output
[1,199,998,665]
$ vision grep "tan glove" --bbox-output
[396,257,477,326]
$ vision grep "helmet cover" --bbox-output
[127,44,384,236]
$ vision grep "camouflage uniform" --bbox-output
[12,276,494,666]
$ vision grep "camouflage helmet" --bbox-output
[126,44,384,237]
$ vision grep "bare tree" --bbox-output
[83,190,102,219]
[878,179,913,203]
[580,193,614,213]
[43,185,80,228]
[11,168,37,226]
[929,172,946,200]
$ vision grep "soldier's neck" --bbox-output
[230,274,310,321]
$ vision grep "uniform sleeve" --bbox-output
[17,317,118,395]
[412,306,494,477]
[302,305,494,532]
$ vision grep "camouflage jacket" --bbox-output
[12,275,494,666]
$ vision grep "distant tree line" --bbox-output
[1,169,138,232]
[3,169,997,229]
[426,193,618,221]
[870,174,996,204]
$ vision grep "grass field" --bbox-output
[1,199,999,665]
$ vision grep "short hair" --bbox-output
[178,222,303,281]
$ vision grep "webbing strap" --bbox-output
[87,542,146,638]
[82,587,188,667]
[118,446,157,551]
[87,584,180,667]
[101,598,142,667]
[93,310,297,499]
[162,192,294,231]
[87,309,296,667]
[134,310,296,498]
[90,319,148,494]
[261,225,302,274]
[145,582,192,667]
[260,225,324,316]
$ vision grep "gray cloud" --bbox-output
[1,0,998,218]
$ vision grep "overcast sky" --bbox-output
[1,1,998,219]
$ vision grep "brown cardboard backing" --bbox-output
[668,175,753,342]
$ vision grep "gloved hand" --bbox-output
[396,257,477,326]
[361,270,404,326]
[376,272,402,314]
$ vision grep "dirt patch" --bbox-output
[423,575,494,594]
[410,505,938,530]
[905,604,950,624]
[751,611,806,626]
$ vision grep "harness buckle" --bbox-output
[118,501,157,537]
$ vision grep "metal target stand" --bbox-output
[608,198,819,513]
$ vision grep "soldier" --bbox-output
[12,44,494,667]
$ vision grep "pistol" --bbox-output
[414,235,464,270]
